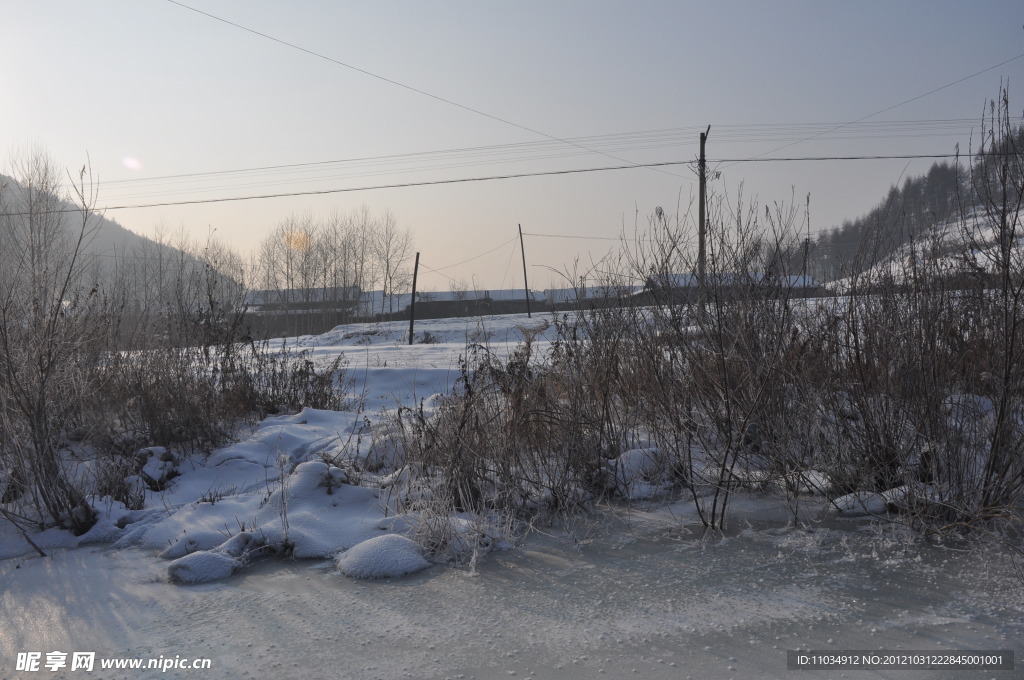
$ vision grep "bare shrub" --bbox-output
[391,331,606,525]
[0,151,355,544]
[0,151,105,535]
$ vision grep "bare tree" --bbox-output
[449,277,472,302]
[0,149,103,534]
[959,89,1024,519]
[372,209,413,315]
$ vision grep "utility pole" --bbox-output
[519,224,531,318]
[803,193,811,286]
[407,251,420,345]
[698,125,711,291]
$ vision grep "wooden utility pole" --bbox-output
[698,125,711,290]
[519,224,531,318]
[803,193,811,285]
[408,251,420,345]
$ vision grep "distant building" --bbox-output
[643,273,820,304]
[543,284,644,305]
[245,285,361,313]
[646,272,818,291]
[400,288,540,309]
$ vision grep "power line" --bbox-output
[714,153,976,162]
[97,160,689,210]
[22,162,693,216]
[523,232,623,242]
[431,236,519,271]
[82,118,1018,204]
[523,231,677,244]
[417,262,461,286]
[497,238,518,292]
[94,146,681,203]
[95,118,996,189]
[867,53,1024,121]
[163,0,688,181]
[12,152,1007,216]
[723,52,1024,168]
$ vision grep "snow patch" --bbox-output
[167,549,239,584]
[336,534,431,579]
[830,491,890,517]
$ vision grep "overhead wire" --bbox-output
[75,116,1022,206]
[163,0,689,181]
[431,236,519,271]
[90,118,1005,202]
[497,237,519,292]
[523,232,623,242]
[721,51,1024,169]
[15,151,1012,217]
[417,262,461,287]
[98,118,988,188]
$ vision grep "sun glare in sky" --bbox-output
[283,229,311,252]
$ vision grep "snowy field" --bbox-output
[1,312,1022,679]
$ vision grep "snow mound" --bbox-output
[252,461,386,559]
[336,534,431,579]
[785,469,833,495]
[167,549,239,584]
[156,461,392,584]
[138,446,180,489]
[830,491,889,516]
[113,496,260,555]
[166,531,267,584]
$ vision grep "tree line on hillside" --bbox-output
[811,115,1024,281]
[0,164,419,343]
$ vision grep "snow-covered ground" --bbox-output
[1,311,1022,679]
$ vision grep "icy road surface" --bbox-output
[2,514,1020,680]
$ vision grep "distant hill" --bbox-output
[2,172,193,266]
[0,172,242,301]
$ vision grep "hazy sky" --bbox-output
[3,1,1023,291]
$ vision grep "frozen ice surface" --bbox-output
[2,520,1022,680]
